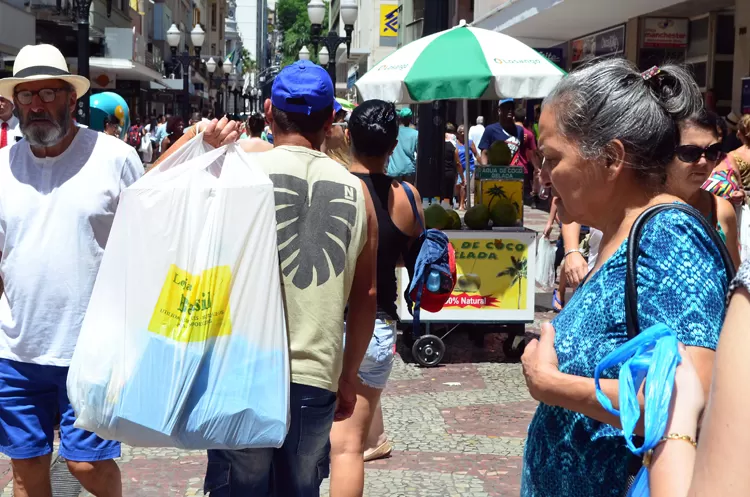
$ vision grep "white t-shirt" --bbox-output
[469,124,485,151]
[0,128,143,366]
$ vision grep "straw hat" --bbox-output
[726,111,740,130]
[0,44,90,99]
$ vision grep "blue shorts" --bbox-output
[0,358,120,461]
[356,317,397,389]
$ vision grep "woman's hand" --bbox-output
[666,343,705,435]
[729,190,745,206]
[543,224,553,239]
[522,323,560,404]
[564,251,588,287]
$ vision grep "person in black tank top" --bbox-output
[330,101,425,494]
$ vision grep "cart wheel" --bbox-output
[412,334,445,367]
[401,326,416,349]
[502,335,526,359]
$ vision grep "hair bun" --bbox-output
[642,64,702,122]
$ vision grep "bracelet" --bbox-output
[563,249,583,259]
[658,433,697,448]
[642,433,697,468]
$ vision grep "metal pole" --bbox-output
[73,0,93,125]
[463,99,471,209]
[182,52,190,123]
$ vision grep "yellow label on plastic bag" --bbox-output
[148,264,232,342]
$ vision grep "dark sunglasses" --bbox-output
[14,88,69,105]
[675,143,723,163]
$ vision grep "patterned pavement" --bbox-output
[0,206,558,496]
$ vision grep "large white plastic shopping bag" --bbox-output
[535,236,556,291]
[67,135,289,449]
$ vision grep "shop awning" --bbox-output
[471,0,687,47]
[88,57,164,83]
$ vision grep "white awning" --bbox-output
[472,0,688,47]
[88,57,164,82]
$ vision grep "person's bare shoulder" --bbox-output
[239,138,273,153]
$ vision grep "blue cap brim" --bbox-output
[499,98,514,105]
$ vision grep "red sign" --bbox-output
[444,293,501,309]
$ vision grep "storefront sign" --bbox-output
[534,48,564,68]
[91,72,117,90]
[571,25,625,64]
[380,4,398,47]
[643,18,688,48]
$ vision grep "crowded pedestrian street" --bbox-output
[2,0,750,495]
[0,210,553,497]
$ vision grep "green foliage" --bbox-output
[239,47,257,76]
[276,0,328,67]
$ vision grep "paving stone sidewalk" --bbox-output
[1,206,556,496]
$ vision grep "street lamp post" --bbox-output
[223,58,233,115]
[306,0,358,88]
[166,23,206,122]
[206,57,217,117]
[71,0,94,125]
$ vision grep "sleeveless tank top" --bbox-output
[352,173,412,319]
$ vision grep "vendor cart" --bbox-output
[396,228,536,366]
[355,21,565,367]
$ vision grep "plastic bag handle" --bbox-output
[625,203,736,339]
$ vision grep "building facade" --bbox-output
[472,0,749,116]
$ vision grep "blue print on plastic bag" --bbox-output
[114,334,288,449]
[594,323,682,497]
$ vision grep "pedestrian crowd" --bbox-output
[0,41,750,497]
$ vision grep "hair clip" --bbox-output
[641,66,661,81]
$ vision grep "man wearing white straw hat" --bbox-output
[0,44,142,497]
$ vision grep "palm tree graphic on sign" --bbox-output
[497,256,527,309]
[486,185,507,209]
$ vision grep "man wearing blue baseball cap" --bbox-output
[203,60,378,497]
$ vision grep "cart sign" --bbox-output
[396,231,537,323]
[643,18,688,49]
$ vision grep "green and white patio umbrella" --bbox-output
[355,22,566,103]
[355,22,565,208]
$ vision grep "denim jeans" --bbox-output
[204,383,336,497]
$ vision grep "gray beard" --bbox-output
[21,112,72,148]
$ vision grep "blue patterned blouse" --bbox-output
[522,209,728,497]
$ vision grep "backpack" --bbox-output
[127,126,141,148]
[401,183,457,333]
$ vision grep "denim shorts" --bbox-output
[356,317,397,389]
[0,358,120,461]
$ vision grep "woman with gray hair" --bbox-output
[519,59,729,496]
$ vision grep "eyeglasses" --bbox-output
[675,143,723,163]
[14,88,69,105]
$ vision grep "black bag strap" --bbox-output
[625,203,736,339]
[401,182,425,234]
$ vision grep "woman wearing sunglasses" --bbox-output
[665,111,741,269]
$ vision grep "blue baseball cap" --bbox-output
[272,60,334,115]
[499,98,514,105]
